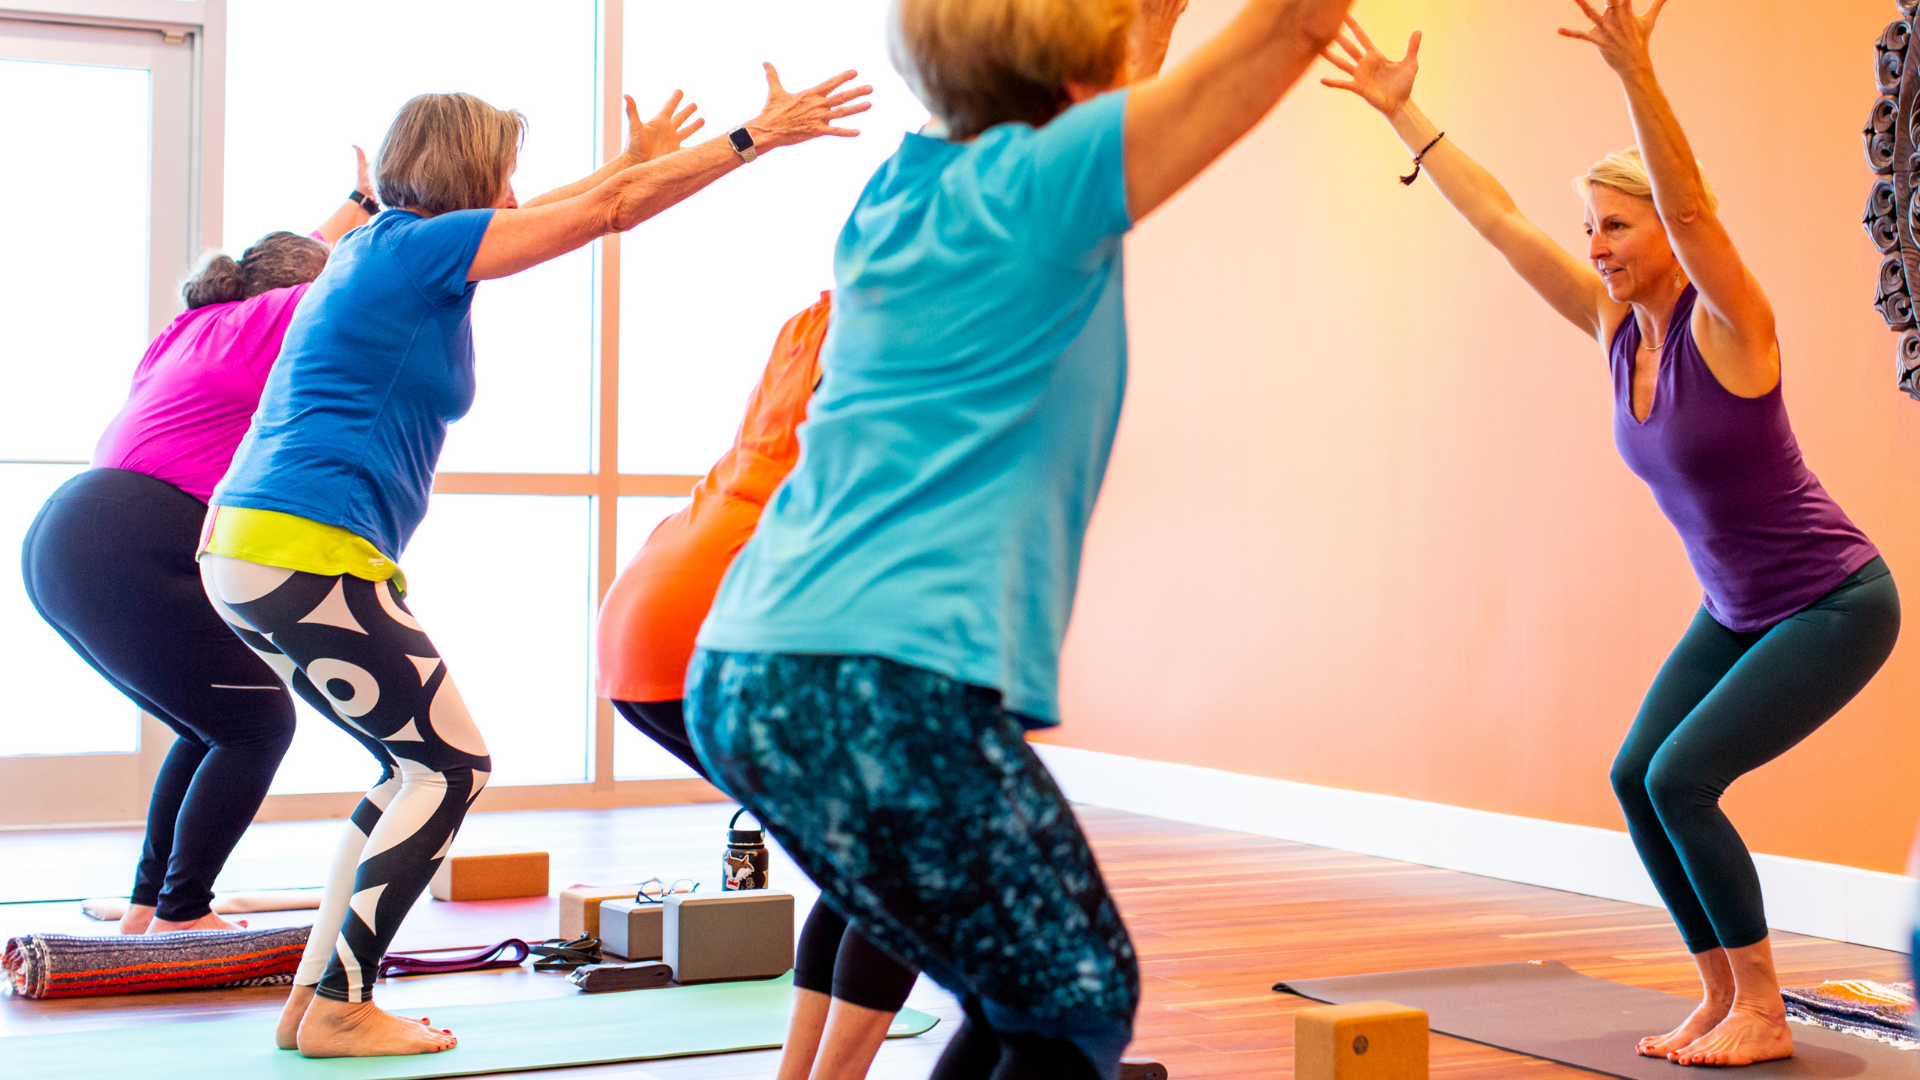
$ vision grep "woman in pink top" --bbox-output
[20,164,377,934]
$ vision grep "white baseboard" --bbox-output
[1034,744,1916,954]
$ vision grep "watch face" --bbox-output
[728,127,754,152]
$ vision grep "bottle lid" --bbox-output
[729,806,764,846]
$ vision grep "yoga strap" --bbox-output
[377,938,530,978]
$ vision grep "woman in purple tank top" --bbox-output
[19,152,379,936]
[1325,1,1899,1068]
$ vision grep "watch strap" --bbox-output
[349,189,379,214]
[728,126,758,163]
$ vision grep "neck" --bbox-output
[1632,275,1690,346]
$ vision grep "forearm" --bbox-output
[523,152,642,210]
[600,136,744,233]
[313,199,371,245]
[1615,66,1710,228]
[1385,101,1520,237]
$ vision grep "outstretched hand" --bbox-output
[1320,15,1420,119]
[626,91,704,164]
[1558,0,1666,78]
[748,63,873,150]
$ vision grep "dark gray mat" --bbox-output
[1275,961,1914,1079]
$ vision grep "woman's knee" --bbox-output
[1642,748,1710,820]
[1609,746,1651,805]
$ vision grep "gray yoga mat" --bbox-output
[1275,960,1912,1080]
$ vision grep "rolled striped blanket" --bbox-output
[1781,979,1916,1049]
[3,925,308,999]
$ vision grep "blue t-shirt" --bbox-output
[699,89,1134,724]
[212,208,495,560]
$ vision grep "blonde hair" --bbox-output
[888,0,1133,140]
[375,93,527,216]
[1575,147,1719,215]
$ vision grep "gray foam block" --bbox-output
[664,889,794,984]
[598,898,664,961]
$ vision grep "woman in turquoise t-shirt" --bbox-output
[199,75,873,1060]
[687,1,1353,1076]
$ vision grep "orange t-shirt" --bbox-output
[593,293,829,702]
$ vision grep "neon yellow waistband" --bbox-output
[199,504,406,593]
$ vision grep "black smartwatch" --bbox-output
[727,126,758,163]
[348,189,379,214]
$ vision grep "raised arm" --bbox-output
[1123,0,1351,219]
[521,91,705,210]
[1322,17,1616,344]
[312,146,378,245]
[468,65,869,282]
[1560,0,1776,377]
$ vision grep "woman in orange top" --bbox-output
[594,293,917,1080]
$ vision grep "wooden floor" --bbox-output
[1,802,1909,1078]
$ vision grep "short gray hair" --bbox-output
[375,92,527,216]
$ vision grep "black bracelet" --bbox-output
[348,189,380,214]
[1400,132,1446,186]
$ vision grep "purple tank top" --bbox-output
[1611,285,1877,631]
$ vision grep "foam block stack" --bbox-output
[1294,1000,1429,1080]
[430,851,549,901]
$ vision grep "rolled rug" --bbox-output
[3,925,307,999]
[1881,19,1912,93]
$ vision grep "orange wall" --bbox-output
[1047,0,1920,874]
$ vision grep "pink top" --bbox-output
[92,283,311,501]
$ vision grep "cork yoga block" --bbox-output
[1294,1000,1429,1080]
[428,851,549,902]
[558,886,644,940]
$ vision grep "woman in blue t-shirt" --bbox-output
[686,1,1352,1077]
[198,74,872,1060]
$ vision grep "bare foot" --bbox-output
[1670,1006,1794,1067]
[1638,999,1729,1057]
[277,985,316,1050]
[118,904,155,935]
[297,996,456,1058]
[278,985,434,1051]
[149,912,248,933]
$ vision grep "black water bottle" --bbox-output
[724,807,769,891]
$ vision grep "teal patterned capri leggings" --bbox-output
[686,651,1138,1078]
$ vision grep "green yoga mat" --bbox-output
[4,974,939,1080]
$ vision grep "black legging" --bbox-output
[1612,557,1900,953]
[613,698,919,1012]
[21,468,295,922]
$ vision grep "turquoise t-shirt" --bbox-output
[698,89,1134,725]
[212,208,494,560]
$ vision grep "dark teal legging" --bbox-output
[1611,557,1899,954]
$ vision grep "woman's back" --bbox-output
[594,294,829,704]
[699,91,1136,723]
[93,284,311,501]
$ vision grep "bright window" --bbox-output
[222,0,599,475]
[618,0,926,473]
[0,57,150,461]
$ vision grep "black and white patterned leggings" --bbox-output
[201,554,490,1004]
